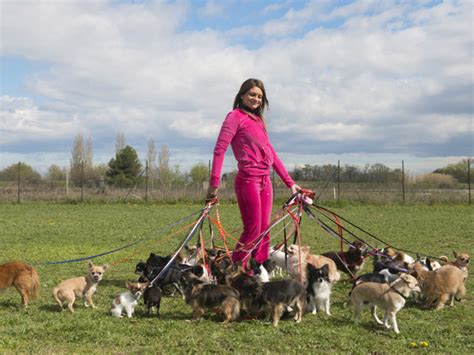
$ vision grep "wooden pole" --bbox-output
[145,160,149,202]
[402,160,405,204]
[17,161,21,204]
[81,160,84,202]
[337,160,340,201]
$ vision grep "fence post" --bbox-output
[81,160,84,202]
[337,160,340,201]
[66,170,69,196]
[145,160,149,202]
[17,161,21,204]
[468,159,471,205]
[402,160,405,204]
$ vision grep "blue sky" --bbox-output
[0,0,472,175]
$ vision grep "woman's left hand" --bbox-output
[290,184,301,194]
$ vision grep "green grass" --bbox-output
[0,202,473,354]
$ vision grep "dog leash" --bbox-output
[36,206,209,266]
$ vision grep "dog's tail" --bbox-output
[438,256,449,264]
[27,265,41,300]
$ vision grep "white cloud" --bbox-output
[0,0,472,175]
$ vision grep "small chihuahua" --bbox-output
[111,281,148,318]
[53,261,109,313]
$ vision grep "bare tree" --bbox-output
[157,144,172,188]
[70,134,85,186]
[146,138,156,177]
[115,132,126,154]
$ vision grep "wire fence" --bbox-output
[1,160,471,204]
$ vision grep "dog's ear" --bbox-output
[102,264,110,271]
[320,263,329,275]
[88,260,94,268]
[125,281,131,288]
[425,258,432,271]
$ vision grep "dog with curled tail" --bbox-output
[0,261,40,308]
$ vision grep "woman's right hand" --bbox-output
[205,186,218,204]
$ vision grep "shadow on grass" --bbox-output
[39,303,63,312]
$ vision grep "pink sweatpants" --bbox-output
[232,172,273,265]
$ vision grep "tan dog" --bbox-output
[287,244,341,283]
[439,251,470,279]
[411,262,465,310]
[53,261,109,313]
[0,261,40,308]
[349,273,421,334]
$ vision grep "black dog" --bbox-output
[135,253,205,297]
[180,272,240,323]
[255,279,306,326]
[143,285,162,317]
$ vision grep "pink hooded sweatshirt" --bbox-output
[210,108,294,189]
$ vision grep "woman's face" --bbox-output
[241,86,263,111]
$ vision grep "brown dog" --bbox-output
[0,261,40,307]
[411,262,465,310]
[349,273,421,334]
[53,261,109,313]
[287,244,341,283]
[181,271,240,323]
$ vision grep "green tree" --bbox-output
[46,164,66,181]
[0,162,42,184]
[189,162,209,185]
[434,159,472,183]
[106,145,143,187]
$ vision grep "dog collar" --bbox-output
[390,287,407,300]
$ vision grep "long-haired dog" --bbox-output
[135,253,206,296]
[181,272,240,323]
[53,261,109,313]
[411,262,465,310]
[226,264,262,316]
[306,264,332,316]
[255,279,306,326]
[349,273,421,334]
[439,251,470,279]
[0,261,40,308]
[322,241,367,276]
[111,281,148,318]
[287,244,340,283]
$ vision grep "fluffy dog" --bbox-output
[53,261,109,313]
[111,281,147,318]
[181,272,240,323]
[227,265,262,316]
[349,273,421,334]
[287,244,340,283]
[136,253,206,296]
[411,262,465,310]
[255,279,306,326]
[0,261,40,308]
[322,241,366,276]
[306,264,332,316]
[439,251,470,279]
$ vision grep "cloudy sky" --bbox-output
[1,0,472,176]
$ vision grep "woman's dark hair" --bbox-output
[233,78,269,118]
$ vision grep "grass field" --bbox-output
[0,202,473,354]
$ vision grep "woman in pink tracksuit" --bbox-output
[207,78,300,267]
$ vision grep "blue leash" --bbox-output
[39,206,207,266]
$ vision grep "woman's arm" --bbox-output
[209,112,240,189]
[269,143,300,192]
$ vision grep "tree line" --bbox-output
[0,133,471,187]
